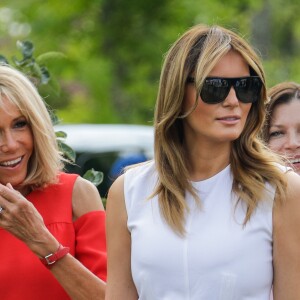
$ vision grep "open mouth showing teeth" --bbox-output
[288,158,300,165]
[0,157,22,167]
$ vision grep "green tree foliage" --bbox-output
[0,0,299,125]
[253,0,300,86]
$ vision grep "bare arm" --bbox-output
[273,171,300,299]
[0,177,106,300]
[105,175,138,300]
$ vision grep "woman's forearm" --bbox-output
[49,254,106,300]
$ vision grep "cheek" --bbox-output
[240,104,253,127]
[243,104,252,117]
[268,139,284,152]
[25,130,34,152]
[185,102,215,129]
[193,101,212,117]
[183,86,198,113]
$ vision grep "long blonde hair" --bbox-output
[153,24,286,235]
[0,64,64,189]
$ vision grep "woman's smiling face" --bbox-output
[268,99,300,174]
[0,96,33,188]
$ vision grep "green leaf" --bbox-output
[36,52,67,64]
[49,110,60,125]
[46,74,61,95]
[0,55,9,64]
[12,56,31,67]
[40,66,51,84]
[55,130,67,139]
[83,168,104,187]
[57,140,76,162]
[30,61,43,81]
[17,40,34,59]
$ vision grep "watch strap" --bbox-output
[40,244,70,268]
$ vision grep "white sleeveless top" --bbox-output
[124,161,276,300]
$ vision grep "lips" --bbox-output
[216,116,240,121]
[0,156,22,167]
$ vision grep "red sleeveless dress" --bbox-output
[0,172,107,299]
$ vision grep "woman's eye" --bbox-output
[269,131,284,138]
[14,120,28,128]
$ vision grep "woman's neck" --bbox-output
[185,141,231,181]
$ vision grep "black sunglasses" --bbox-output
[187,76,263,104]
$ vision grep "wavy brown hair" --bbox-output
[153,24,286,235]
[0,65,64,190]
[261,81,300,142]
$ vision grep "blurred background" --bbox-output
[1,0,299,125]
[0,0,299,196]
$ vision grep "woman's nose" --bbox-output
[283,132,300,151]
[0,131,18,152]
[223,87,239,106]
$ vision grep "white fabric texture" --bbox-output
[124,161,275,300]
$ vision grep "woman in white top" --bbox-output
[105,24,300,300]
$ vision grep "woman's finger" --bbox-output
[0,184,25,204]
[6,183,13,189]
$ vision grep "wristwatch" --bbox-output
[40,244,70,268]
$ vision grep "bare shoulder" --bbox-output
[106,174,128,243]
[279,170,300,209]
[106,174,126,219]
[72,176,104,220]
[285,170,300,194]
[273,171,300,297]
[274,171,300,224]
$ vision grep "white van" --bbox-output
[54,123,154,197]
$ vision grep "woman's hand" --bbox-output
[0,179,106,299]
[0,183,59,256]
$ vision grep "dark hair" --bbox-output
[261,82,300,142]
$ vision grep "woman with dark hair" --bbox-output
[262,82,300,175]
[106,24,300,299]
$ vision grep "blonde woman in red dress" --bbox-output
[0,65,106,299]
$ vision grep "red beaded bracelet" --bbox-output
[40,244,70,268]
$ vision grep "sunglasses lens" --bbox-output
[235,77,262,103]
[200,78,230,104]
[200,77,262,104]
